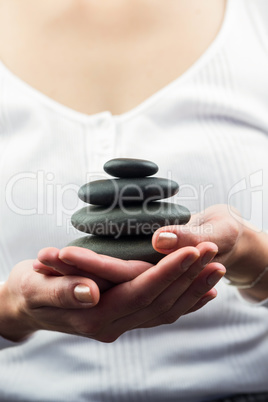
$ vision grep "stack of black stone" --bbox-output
[69,158,191,264]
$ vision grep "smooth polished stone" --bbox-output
[71,202,190,236]
[103,158,159,178]
[67,235,165,264]
[78,177,179,206]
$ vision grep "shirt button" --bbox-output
[97,119,111,130]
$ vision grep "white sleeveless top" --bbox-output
[1,0,268,400]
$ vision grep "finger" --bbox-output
[195,242,218,265]
[129,242,218,320]
[184,289,218,314]
[28,262,223,342]
[37,247,105,279]
[33,259,60,276]
[152,224,205,254]
[24,271,100,309]
[43,248,219,342]
[96,246,201,324]
[105,250,221,334]
[69,247,201,342]
[37,247,62,266]
[152,206,238,255]
[37,248,120,291]
[58,246,152,282]
[138,262,225,328]
[34,257,112,292]
[151,206,224,254]
[37,247,80,275]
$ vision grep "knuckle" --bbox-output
[185,269,199,282]
[129,294,153,311]
[149,270,176,288]
[192,287,206,299]
[161,312,178,325]
[160,273,177,287]
[70,316,102,338]
[229,224,240,247]
[19,273,36,308]
[50,285,66,308]
[152,300,174,316]
[217,219,240,254]
[20,272,32,297]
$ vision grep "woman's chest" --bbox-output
[0,0,226,115]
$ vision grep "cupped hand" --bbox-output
[34,246,153,292]
[0,259,101,342]
[152,204,267,286]
[32,242,225,342]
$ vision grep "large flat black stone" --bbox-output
[78,177,179,206]
[104,158,158,178]
[71,202,190,236]
[67,235,165,264]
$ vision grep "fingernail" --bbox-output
[33,260,58,274]
[156,233,177,249]
[207,270,225,286]
[39,259,50,265]
[201,250,218,267]
[181,253,199,271]
[59,257,74,265]
[32,259,41,270]
[74,285,93,303]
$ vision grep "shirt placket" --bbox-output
[86,112,117,181]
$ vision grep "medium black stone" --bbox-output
[71,202,190,236]
[104,158,159,178]
[78,177,179,206]
[67,235,165,264]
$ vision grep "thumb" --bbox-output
[152,223,208,254]
[29,273,100,309]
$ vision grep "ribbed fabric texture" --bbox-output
[210,392,268,402]
[0,0,268,401]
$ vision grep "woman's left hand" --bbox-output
[152,204,268,288]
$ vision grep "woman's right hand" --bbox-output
[0,253,153,342]
[0,259,101,342]
[0,242,225,343]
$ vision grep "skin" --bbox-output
[4,202,268,343]
[152,205,268,302]
[0,0,267,343]
[0,242,224,342]
[0,0,226,115]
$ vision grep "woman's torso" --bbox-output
[0,0,226,115]
[1,1,268,401]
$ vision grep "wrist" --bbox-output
[225,225,268,301]
[0,281,36,342]
[239,267,268,302]
[224,266,268,288]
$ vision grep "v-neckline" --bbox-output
[0,0,236,124]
